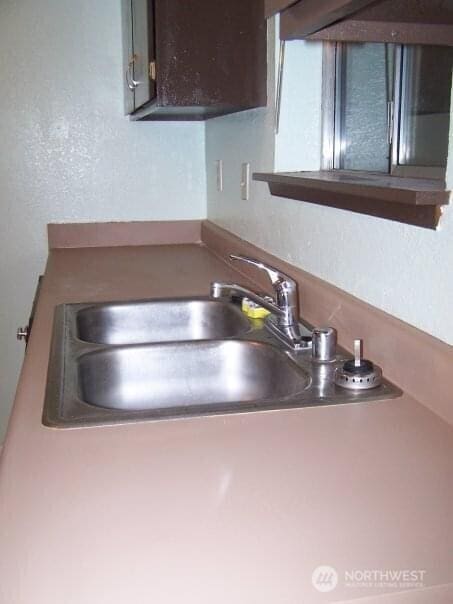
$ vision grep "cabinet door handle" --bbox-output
[126,56,140,90]
[149,61,156,81]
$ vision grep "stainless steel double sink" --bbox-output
[43,297,400,427]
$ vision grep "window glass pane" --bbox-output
[336,43,393,172]
[399,45,453,168]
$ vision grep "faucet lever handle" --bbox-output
[229,254,293,287]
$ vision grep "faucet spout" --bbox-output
[228,254,300,328]
[210,254,311,351]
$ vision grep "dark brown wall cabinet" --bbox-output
[122,0,267,121]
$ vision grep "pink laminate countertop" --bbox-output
[0,244,452,604]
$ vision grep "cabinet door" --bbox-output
[131,0,155,110]
[122,0,156,114]
[121,0,135,114]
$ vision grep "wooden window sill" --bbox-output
[253,170,450,229]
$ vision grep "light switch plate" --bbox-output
[241,162,250,200]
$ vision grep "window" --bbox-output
[255,39,451,229]
[322,42,453,179]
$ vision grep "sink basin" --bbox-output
[76,298,250,345]
[77,340,310,411]
[43,298,401,427]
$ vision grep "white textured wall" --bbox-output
[0,0,206,440]
[206,28,453,346]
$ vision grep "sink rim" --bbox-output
[42,298,402,428]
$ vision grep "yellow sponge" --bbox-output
[241,297,271,319]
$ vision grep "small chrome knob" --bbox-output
[17,326,29,342]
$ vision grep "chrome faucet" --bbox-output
[210,254,312,350]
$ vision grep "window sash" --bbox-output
[321,41,447,179]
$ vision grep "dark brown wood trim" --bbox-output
[307,20,453,46]
[264,0,299,18]
[306,19,453,46]
[253,171,450,229]
[279,0,377,39]
[349,0,453,24]
[285,0,453,43]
